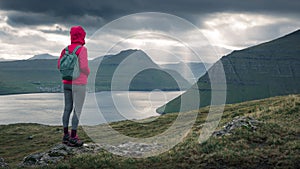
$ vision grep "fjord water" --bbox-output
[0,91,183,125]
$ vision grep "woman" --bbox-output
[57,26,90,147]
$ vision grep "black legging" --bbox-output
[62,84,86,130]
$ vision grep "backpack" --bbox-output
[59,45,81,80]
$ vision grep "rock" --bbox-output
[21,141,164,166]
[212,116,262,137]
[55,128,62,133]
[27,135,34,140]
[23,153,45,166]
[49,144,72,156]
[40,153,64,165]
[21,143,103,167]
[48,149,68,157]
[0,157,8,168]
[104,142,163,157]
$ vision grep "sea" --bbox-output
[0,91,183,126]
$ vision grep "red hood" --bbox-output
[70,26,86,45]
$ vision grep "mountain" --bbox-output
[0,59,61,94]
[159,62,213,83]
[157,29,300,114]
[0,49,191,95]
[28,53,58,60]
[0,58,14,62]
[90,49,191,91]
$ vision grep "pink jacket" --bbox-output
[57,26,90,85]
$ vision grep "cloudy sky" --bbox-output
[0,0,299,63]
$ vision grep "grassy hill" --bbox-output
[158,29,300,114]
[0,94,299,168]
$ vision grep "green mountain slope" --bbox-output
[158,29,300,114]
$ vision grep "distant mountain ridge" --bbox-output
[158,29,300,114]
[28,53,58,60]
[0,58,14,62]
[0,49,191,95]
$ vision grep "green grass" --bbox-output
[0,124,91,167]
[0,94,299,168]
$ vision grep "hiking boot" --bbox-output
[68,135,83,147]
[62,134,70,144]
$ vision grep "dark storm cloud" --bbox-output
[0,0,128,27]
[1,0,299,61]
[6,11,56,26]
[1,0,299,28]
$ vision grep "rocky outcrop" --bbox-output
[21,142,164,167]
[212,116,262,137]
[104,142,163,157]
[0,157,8,168]
[22,143,102,167]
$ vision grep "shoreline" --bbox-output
[0,89,185,96]
[0,113,161,127]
